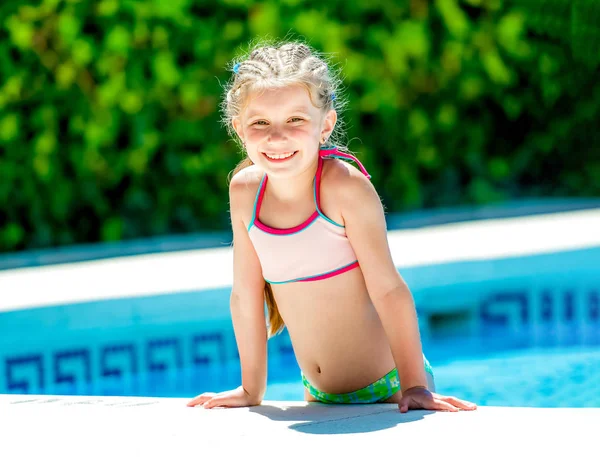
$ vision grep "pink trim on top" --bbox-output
[254,173,268,217]
[298,260,359,282]
[253,211,319,235]
[319,148,371,179]
[252,148,371,235]
[253,173,319,235]
[314,155,325,211]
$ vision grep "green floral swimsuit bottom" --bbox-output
[302,354,434,404]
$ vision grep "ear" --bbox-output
[232,116,244,143]
[320,109,337,141]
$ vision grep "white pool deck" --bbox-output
[0,395,598,456]
[1,209,600,455]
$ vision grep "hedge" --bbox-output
[0,0,598,252]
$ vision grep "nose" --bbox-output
[267,128,287,144]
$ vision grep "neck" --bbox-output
[265,158,320,203]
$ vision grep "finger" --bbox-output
[187,397,207,407]
[433,399,460,412]
[398,396,419,413]
[441,396,477,410]
[202,398,220,409]
[398,398,410,413]
[206,394,250,409]
[203,394,231,409]
[187,394,214,407]
[186,393,215,407]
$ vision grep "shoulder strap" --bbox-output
[318,147,371,179]
[248,173,267,230]
[314,147,372,217]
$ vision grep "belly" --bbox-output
[271,267,397,394]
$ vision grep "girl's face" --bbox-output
[232,84,336,178]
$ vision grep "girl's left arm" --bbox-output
[340,172,429,392]
[339,168,477,413]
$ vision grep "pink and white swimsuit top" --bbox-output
[247,147,371,284]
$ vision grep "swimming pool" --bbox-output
[1,315,599,407]
[1,210,599,408]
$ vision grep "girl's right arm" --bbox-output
[187,172,268,408]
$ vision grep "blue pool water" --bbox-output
[266,338,600,407]
[2,317,599,408]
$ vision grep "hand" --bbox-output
[186,386,261,409]
[398,386,477,413]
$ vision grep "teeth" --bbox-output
[265,151,296,160]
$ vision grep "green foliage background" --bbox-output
[0,0,599,252]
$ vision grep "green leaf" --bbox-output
[396,21,430,60]
[488,157,510,180]
[481,49,512,85]
[56,62,77,89]
[0,114,19,142]
[153,52,181,87]
[223,21,244,41]
[97,0,120,17]
[127,148,149,174]
[58,14,81,46]
[1,223,24,248]
[35,131,57,156]
[102,217,123,241]
[119,91,144,114]
[409,109,430,137]
[72,39,94,66]
[6,16,34,50]
[436,0,469,38]
[497,12,529,58]
[437,104,457,130]
[105,25,131,54]
[33,155,51,180]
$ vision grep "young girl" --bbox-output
[187,41,476,413]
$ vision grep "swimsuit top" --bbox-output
[247,147,371,284]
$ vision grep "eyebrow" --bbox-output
[245,106,312,119]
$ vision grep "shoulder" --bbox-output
[229,164,264,224]
[321,156,380,209]
[229,164,263,196]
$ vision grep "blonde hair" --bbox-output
[223,40,348,338]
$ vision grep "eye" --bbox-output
[252,120,268,126]
[289,117,304,122]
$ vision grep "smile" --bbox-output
[263,151,298,161]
